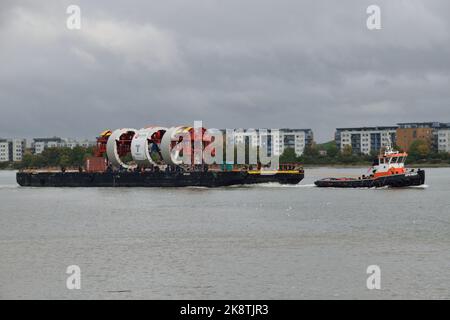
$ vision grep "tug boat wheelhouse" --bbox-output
[314,145,425,188]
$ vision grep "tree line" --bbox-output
[0,146,95,170]
[279,139,450,165]
[1,139,449,170]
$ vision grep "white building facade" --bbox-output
[0,138,26,162]
[64,139,95,149]
[437,127,450,153]
[0,140,9,162]
[277,129,313,156]
[335,127,397,155]
[32,137,95,154]
[225,128,313,157]
[32,137,64,154]
[11,139,26,161]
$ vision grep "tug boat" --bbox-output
[314,145,425,188]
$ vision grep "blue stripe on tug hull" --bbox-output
[314,170,425,188]
[16,171,304,188]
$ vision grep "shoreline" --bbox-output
[2,163,450,171]
[303,163,450,168]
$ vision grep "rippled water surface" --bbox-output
[0,168,449,299]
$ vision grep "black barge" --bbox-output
[17,169,304,188]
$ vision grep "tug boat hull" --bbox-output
[314,170,425,188]
[17,170,304,188]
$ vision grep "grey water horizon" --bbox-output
[0,168,449,299]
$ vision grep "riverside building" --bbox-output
[32,137,95,154]
[437,124,450,153]
[335,126,397,155]
[0,138,26,162]
[227,128,313,156]
[396,122,450,152]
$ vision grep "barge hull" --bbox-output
[17,171,304,188]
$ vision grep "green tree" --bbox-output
[20,154,34,168]
[0,162,10,169]
[409,140,430,159]
[15,146,95,169]
[303,143,319,157]
[341,144,353,157]
[326,144,338,158]
[31,154,46,168]
[60,154,71,168]
[317,141,339,158]
[280,147,298,163]
[41,148,61,166]
[70,146,91,167]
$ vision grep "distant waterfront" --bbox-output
[2,162,450,171]
[303,163,450,168]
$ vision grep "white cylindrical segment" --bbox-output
[131,127,167,166]
[160,126,192,165]
[106,128,137,169]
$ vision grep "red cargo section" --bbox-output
[85,157,107,172]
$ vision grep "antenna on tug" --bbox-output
[384,132,395,154]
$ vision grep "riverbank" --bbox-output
[2,163,450,171]
[303,163,450,168]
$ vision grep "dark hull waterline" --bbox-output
[16,171,304,188]
[314,170,425,188]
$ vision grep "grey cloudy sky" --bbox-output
[0,0,449,142]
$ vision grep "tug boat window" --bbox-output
[372,158,379,166]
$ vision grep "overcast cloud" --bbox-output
[0,0,449,141]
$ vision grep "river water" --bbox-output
[0,168,449,299]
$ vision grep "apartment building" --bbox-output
[335,127,397,155]
[65,139,96,149]
[396,122,439,152]
[32,137,65,154]
[396,122,450,152]
[0,138,27,162]
[437,124,450,153]
[226,128,313,156]
[278,128,314,156]
[11,138,27,161]
[0,139,9,162]
[32,137,95,154]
